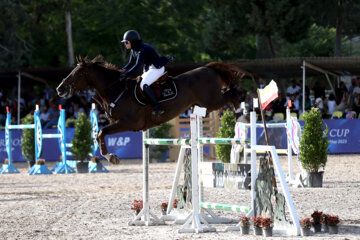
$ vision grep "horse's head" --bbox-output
[57,56,91,98]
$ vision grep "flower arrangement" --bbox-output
[252,216,262,228]
[36,159,46,165]
[239,216,250,227]
[327,215,340,226]
[160,202,168,211]
[91,156,100,163]
[173,198,178,208]
[300,217,312,229]
[261,217,273,229]
[311,210,323,225]
[131,200,143,215]
[322,214,329,225]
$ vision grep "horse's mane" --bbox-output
[205,62,239,88]
[80,55,119,71]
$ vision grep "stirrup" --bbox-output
[152,105,164,116]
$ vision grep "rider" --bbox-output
[119,30,170,116]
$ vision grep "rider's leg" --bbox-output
[141,66,165,116]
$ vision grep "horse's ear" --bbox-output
[79,55,83,62]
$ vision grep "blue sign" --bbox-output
[253,119,360,154]
[0,129,142,162]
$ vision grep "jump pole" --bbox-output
[0,106,22,174]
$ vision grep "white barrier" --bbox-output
[132,106,300,235]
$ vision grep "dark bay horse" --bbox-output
[57,56,242,164]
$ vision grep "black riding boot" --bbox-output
[143,84,164,116]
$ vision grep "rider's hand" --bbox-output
[119,74,126,82]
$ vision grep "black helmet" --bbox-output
[122,30,141,42]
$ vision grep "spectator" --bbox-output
[352,92,360,117]
[313,80,326,100]
[327,94,336,117]
[44,100,60,129]
[73,103,85,119]
[286,79,301,103]
[39,105,50,125]
[335,81,348,105]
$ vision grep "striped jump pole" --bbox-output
[53,105,75,174]
[200,202,251,213]
[88,103,108,173]
[0,107,22,174]
[28,106,53,175]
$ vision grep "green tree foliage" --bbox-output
[299,108,330,173]
[277,24,337,57]
[1,0,360,69]
[215,110,236,163]
[70,112,92,161]
[21,114,35,166]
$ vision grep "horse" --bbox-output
[56,55,243,164]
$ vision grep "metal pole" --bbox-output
[302,60,306,114]
[17,72,21,125]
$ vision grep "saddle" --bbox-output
[134,72,178,105]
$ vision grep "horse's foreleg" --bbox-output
[96,122,124,164]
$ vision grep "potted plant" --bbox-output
[70,113,93,173]
[300,217,312,236]
[150,122,173,162]
[322,213,329,232]
[252,216,262,236]
[160,202,168,215]
[215,109,236,163]
[299,108,330,187]
[311,210,323,233]
[261,217,273,237]
[239,216,250,235]
[131,200,143,215]
[173,198,178,209]
[327,215,340,234]
[21,114,36,168]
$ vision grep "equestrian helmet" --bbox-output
[122,30,141,43]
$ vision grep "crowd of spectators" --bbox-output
[231,77,360,121]
[0,87,109,128]
[1,76,360,127]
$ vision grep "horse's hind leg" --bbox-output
[96,121,124,164]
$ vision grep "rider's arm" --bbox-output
[120,50,135,71]
[123,50,144,77]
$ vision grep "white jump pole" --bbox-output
[179,111,216,233]
[129,130,163,226]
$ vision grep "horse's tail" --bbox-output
[205,62,241,88]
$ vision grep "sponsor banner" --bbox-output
[0,129,142,162]
[252,119,360,154]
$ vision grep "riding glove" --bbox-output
[119,74,127,82]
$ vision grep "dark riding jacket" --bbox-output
[121,42,169,77]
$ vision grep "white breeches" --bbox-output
[140,65,165,90]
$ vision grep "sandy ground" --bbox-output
[1,154,360,240]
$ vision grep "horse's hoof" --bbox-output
[108,154,120,165]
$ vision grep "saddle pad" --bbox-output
[134,78,178,105]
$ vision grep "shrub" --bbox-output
[70,113,92,161]
[215,109,236,163]
[21,114,36,167]
[299,108,330,172]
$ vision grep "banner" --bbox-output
[0,129,142,162]
[251,119,360,154]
